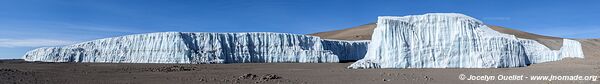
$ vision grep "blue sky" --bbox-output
[1,0,599,59]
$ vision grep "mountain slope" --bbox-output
[577,39,600,60]
[487,25,563,50]
[309,23,376,40]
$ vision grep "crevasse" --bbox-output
[23,32,369,63]
[348,13,584,69]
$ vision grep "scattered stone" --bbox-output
[239,73,258,79]
[424,76,433,80]
[0,68,36,84]
[141,65,197,72]
[260,74,281,81]
[238,73,282,83]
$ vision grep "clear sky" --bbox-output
[1,0,599,59]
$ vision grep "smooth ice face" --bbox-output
[348,13,584,69]
[23,32,369,64]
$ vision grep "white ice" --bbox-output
[23,32,369,64]
[348,13,584,69]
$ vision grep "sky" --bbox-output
[1,0,599,59]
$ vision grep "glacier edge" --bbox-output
[23,32,370,64]
[348,13,584,69]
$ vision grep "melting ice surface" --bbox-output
[348,13,584,69]
[23,32,369,63]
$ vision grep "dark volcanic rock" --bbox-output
[0,68,36,84]
[143,65,198,72]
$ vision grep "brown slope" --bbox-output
[309,23,376,40]
[309,23,561,40]
[487,25,563,50]
[577,39,600,60]
[310,23,600,59]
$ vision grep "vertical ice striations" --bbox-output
[349,13,584,69]
[24,32,191,63]
[348,13,530,68]
[22,13,583,67]
[23,32,370,63]
[520,39,584,63]
[321,39,370,61]
[559,39,585,58]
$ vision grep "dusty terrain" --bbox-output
[1,58,599,84]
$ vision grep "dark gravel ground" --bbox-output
[1,59,599,84]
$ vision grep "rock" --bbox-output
[260,74,281,81]
[239,73,258,79]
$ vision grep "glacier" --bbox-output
[321,39,369,61]
[348,13,584,69]
[520,39,585,64]
[23,32,369,64]
[21,13,584,68]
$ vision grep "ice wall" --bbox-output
[348,13,584,69]
[521,39,585,63]
[321,39,369,61]
[23,32,369,63]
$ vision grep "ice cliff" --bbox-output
[22,13,584,68]
[348,13,584,69]
[520,39,585,64]
[321,39,369,61]
[23,32,369,63]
